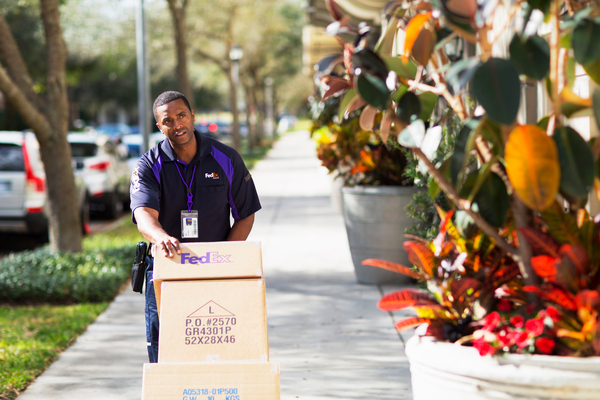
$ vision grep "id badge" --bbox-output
[181,210,199,238]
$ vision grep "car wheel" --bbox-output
[104,190,122,220]
[81,193,91,235]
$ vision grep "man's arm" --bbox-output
[227,214,255,241]
[134,206,181,258]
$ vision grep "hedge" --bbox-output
[0,246,132,303]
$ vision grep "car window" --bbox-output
[70,143,98,157]
[0,144,24,171]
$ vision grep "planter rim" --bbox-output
[406,333,600,387]
[341,185,419,195]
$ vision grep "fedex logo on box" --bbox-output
[181,252,232,264]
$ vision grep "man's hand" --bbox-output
[134,206,182,258]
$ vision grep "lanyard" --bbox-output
[174,161,197,212]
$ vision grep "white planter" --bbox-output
[406,334,600,399]
[330,174,344,214]
[341,185,419,284]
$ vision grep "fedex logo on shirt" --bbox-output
[181,252,231,264]
[205,172,219,179]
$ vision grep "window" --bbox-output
[0,144,24,171]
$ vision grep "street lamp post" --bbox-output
[229,45,243,151]
[136,0,151,154]
[264,77,274,139]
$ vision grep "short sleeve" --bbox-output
[229,151,261,220]
[129,155,161,223]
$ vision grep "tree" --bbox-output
[0,0,82,252]
[166,0,195,110]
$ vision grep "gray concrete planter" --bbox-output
[406,334,600,399]
[341,185,419,284]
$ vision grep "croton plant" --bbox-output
[316,0,600,356]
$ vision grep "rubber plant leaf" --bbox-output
[353,48,390,80]
[403,240,436,277]
[572,18,600,66]
[355,73,390,110]
[324,0,345,21]
[418,91,439,121]
[552,126,595,198]
[382,55,417,80]
[412,27,436,66]
[359,105,378,131]
[321,76,350,100]
[593,87,600,131]
[361,259,423,280]
[396,91,421,123]
[404,12,433,59]
[338,88,358,120]
[509,33,550,80]
[477,118,504,156]
[560,87,592,118]
[315,54,344,77]
[583,55,600,86]
[473,58,521,125]
[541,201,584,246]
[523,285,577,310]
[449,117,479,186]
[517,226,560,257]
[394,317,431,331]
[505,124,560,211]
[376,18,400,55]
[439,0,477,25]
[446,57,481,94]
[461,170,510,228]
[377,289,438,311]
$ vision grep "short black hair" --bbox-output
[153,91,192,122]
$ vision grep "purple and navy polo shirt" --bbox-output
[129,130,261,242]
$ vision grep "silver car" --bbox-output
[0,131,89,239]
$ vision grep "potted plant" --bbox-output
[316,0,600,397]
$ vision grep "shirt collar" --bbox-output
[159,130,211,163]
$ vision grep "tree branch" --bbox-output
[0,14,42,110]
[194,48,229,74]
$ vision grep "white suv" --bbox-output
[68,131,130,219]
[0,131,89,239]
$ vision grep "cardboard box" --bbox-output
[158,279,269,363]
[153,241,263,313]
[142,362,280,400]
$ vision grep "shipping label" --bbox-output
[182,387,239,400]
[184,301,237,345]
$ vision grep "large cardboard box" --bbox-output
[153,241,262,313]
[142,362,280,400]
[158,279,269,363]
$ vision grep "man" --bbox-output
[130,91,261,362]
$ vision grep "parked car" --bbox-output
[0,131,90,240]
[96,123,132,140]
[68,132,131,219]
[120,132,164,172]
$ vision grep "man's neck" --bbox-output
[170,134,198,164]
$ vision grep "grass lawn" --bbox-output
[0,219,142,400]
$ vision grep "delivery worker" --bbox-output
[130,91,261,362]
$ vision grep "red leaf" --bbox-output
[324,0,345,21]
[574,290,600,312]
[403,241,436,276]
[559,244,590,274]
[362,259,423,280]
[531,255,558,278]
[394,317,430,331]
[450,278,480,301]
[322,76,350,100]
[523,285,577,310]
[377,289,437,311]
[487,264,521,289]
[518,227,560,257]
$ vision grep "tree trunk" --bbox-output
[167,0,195,110]
[241,79,255,152]
[228,66,241,152]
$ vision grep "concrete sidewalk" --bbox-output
[17,129,413,399]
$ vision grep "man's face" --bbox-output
[155,98,195,148]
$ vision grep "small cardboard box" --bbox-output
[158,279,269,363]
[142,362,280,400]
[153,241,262,313]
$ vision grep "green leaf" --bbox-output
[418,91,438,122]
[376,21,400,56]
[396,91,421,123]
[583,55,600,86]
[382,55,417,80]
[477,118,504,156]
[338,88,357,120]
[573,18,600,66]
[593,87,600,131]
[461,171,510,227]
[356,73,390,110]
[473,58,521,125]
[552,126,595,198]
[446,57,480,94]
[449,118,479,186]
[541,202,583,246]
[509,34,550,80]
[353,49,389,80]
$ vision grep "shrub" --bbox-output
[0,246,132,303]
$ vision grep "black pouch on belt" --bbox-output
[131,241,149,294]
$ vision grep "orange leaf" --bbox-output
[488,264,521,288]
[394,317,430,331]
[403,241,436,276]
[377,289,437,311]
[524,285,577,310]
[518,227,560,257]
[362,259,423,280]
[505,125,560,211]
[575,290,600,313]
[559,244,590,274]
[531,255,558,278]
[404,12,432,58]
